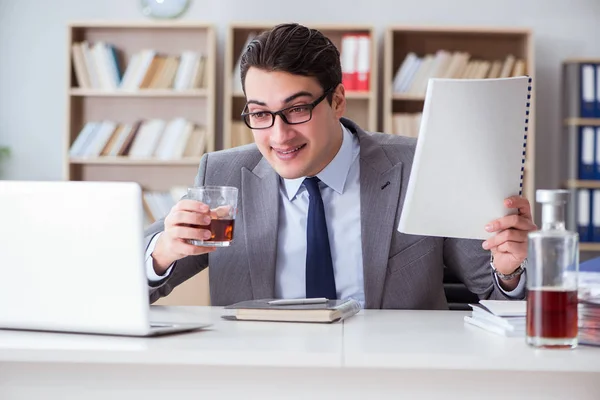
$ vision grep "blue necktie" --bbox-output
[304,177,337,300]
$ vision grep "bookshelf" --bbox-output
[561,59,600,255]
[222,23,378,149]
[383,26,536,208]
[66,21,216,306]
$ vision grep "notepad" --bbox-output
[398,76,532,240]
[221,298,361,323]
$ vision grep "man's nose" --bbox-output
[270,114,293,143]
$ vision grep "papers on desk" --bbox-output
[579,271,600,298]
[464,298,600,346]
[463,300,526,337]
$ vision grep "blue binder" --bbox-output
[593,189,600,242]
[596,63,600,118]
[579,126,595,180]
[596,127,600,180]
[578,189,592,243]
[580,64,596,118]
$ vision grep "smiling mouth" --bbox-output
[273,144,306,154]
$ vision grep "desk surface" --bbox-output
[0,306,599,373]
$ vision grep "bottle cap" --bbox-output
[536,189,570,205]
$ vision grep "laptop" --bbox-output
[0,180,211,336]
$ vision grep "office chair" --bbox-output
[443,267,479,311]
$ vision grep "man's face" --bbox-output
[243,68,345,179]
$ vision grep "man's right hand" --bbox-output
[151,199,217,275]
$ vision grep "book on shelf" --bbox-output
[391,112,422,137]
[392,51,526,96]
[69,118,206,160]
[142,186,187,225]
[231,32,258,94]
[71,41,207,91]
[230,120,254,147]
[222,298,361,323]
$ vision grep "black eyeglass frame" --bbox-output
[240,87,335,130]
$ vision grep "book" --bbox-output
[221,298,361,323]
[397,76,532,240]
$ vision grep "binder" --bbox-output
[564,62,598,118]
[398,76,532,240]
[355,34,371,91]
[597,64,600,118]
[593,189,600,242]
[596,127,600,179]
[340,34,358,91]
[579,126,595,180]
[580,64,596,118]
[578,189,592,243]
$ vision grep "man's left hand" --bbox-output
[482,196,537,283]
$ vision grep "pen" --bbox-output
[268,298,328,305]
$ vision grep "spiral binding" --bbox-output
[520,76,532,197]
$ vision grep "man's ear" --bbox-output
[331,83,346,119]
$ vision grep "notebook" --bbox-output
[398,76,532,240]
[221,299,361,323]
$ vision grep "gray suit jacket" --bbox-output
[145,117,520,309]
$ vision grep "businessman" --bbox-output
[144,23,536,309]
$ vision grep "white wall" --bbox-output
[1,0,599,202]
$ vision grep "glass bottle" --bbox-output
[526,189,579,349]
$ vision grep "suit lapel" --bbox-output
[356,130,403,309]
[241,158,280,299]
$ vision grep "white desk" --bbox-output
[0,306,599,399]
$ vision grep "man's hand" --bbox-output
[151,200,217,275]
[481,196,537,290]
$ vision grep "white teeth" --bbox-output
[280,145,303,154]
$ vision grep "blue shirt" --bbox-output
[274,123,365,306]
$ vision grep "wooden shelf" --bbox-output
[580,243,600,252]
[392,93,426,101]
[68,21,215,29]
[385,25,532,35]
[223,23,378,149]
[69,88,208,97]
[564,180,600,189]
[66,22,216,307]
[564,58,600,64]
[564,118,600,127]
[69,157,202,166]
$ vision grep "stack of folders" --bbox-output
[464,300,526,337]
[221,298,362,323]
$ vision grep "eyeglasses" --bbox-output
[240,88,333,130]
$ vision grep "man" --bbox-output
[144,23,536,309]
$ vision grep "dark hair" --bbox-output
[239,23,342,102]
